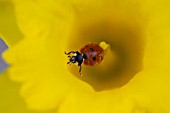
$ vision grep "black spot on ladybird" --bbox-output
[83,54,87,59]
[92,57,96,61]
[90,48,94,52]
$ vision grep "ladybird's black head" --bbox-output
[64,51,83,65]
[65,51,83,75]
[69,56,76,63]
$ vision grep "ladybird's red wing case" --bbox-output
[80,43,104,66]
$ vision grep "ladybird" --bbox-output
[65,43,104,75]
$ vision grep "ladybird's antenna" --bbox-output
[64,51,76,55]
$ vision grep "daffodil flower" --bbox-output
[2,0,170,113]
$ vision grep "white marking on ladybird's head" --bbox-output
[74,53,77,56]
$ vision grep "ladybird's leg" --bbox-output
[79,65,82,75]
[67,62,70,64]
[67,62,72,66]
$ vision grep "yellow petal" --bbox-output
[0,0,23,45]
[3,38,77,110]
[12,0,74,39]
